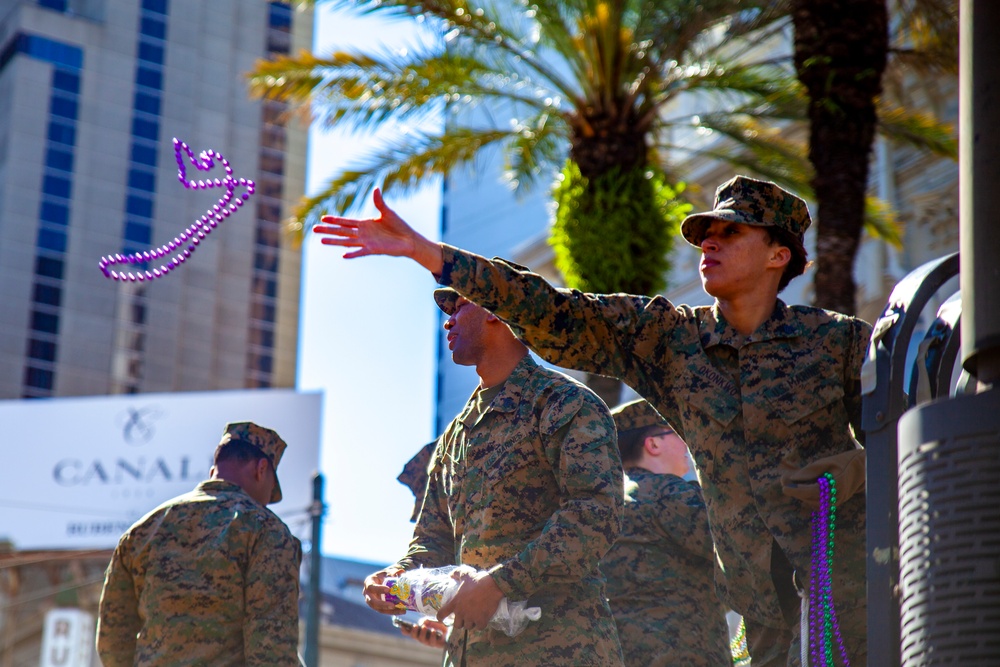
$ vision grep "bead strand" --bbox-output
[808,472,850,667]
[99,137,255,281]
[730,616,750,665]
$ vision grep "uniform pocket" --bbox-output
[763,362,845,425]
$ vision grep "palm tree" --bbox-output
[249,0,805,404]
[249,0,955,401]
[790,0,958,314]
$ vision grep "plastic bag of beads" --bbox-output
[383,565,542,637]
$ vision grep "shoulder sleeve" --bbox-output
[397,434,459,571]
[96,538,141,667]
[439,244,684,382]
[649,477,715,562]
[244,519,303,667]
[489,387,624,599]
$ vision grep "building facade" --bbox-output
[0,0,311,399]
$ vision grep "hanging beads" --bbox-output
[808,472,851,667]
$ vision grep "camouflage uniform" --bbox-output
[603,468,730,667]
[97,423,302,667]
[398,354,625,667]
[434,177,871,667]
[601,399,729,666]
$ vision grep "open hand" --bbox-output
[313,188,444,273]
[315,188,419,259]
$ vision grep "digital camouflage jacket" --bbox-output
[602,468,730,666]
[398,354,625,667]
[97,479,302,667]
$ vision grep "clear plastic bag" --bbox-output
[384,565,542,637]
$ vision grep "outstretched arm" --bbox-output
[314,188,444,275]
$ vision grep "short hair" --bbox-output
[214,439,270,467]
[765,225,812,292]
[617,425,664,466]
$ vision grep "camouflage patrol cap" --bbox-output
[220,421,287,504]
[611,399,668,433]
[681,175,811,247]
[433,287,460,315]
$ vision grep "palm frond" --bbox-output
[292,127,517,225]
[502,110,567,195]
[876,101,957,159]
[863,195,903,247]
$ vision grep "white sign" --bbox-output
[40,608,93,667]
[0,389,322,549]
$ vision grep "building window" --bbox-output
[24,366,55,391]
[126,194,154,218]
[142,0,168,15]
[37,228,67,252]
[137,42,164,64]
[47,121,76,145]
[45,147,74,172]
[40,201,69,226]
[34,256,64,280]
[128,168,156,191]
[28,338,57,362]
[30,311,60,335]
[140,17,166,40]
[33,283,62,307]
[51,69,79,93]
[38,0,69,12]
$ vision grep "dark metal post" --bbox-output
[891,4,1000,665]
[303,472,324,667]
[960,0,1000,384]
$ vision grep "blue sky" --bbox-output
[297,5,444,565]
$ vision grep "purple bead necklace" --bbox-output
[808,472,851,666]
[99,138,255,281]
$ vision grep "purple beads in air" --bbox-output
[99,137,256,281]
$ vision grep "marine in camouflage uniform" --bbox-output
[97,422,302,667]
[383,288,625,667]
[423,178,872,667]
[603,400,730,667]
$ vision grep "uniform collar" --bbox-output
[701,299,807,348]
[460,354,537,426]
[197,479,244,494]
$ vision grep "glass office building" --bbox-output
[0,0,312,398]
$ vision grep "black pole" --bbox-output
[960,0,1000,384]
[303,472,324,667]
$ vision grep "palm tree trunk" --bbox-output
[791,0,889,315]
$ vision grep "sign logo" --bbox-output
[119,406,163,446]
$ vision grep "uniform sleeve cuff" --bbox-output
[487,560,533,601]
